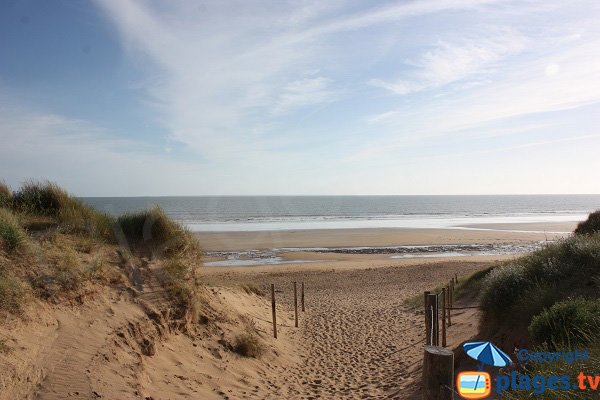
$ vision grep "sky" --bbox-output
[1,0,600,196]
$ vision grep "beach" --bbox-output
[193,220,578,398]
[198,221,576,267]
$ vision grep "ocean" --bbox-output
[81,195,599,232]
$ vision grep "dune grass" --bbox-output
[0,181,11,208]
[529,297,600,349]
[575,210,600,235]
[0,208,29,253]
[0,268,26,314]
[232,332,264,358]
[0,179,203,316]
[480,234,600,324]
[11,180,115,241]
[116,207,200,257]
[478,219,600,398]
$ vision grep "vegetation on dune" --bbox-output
[0,208,29,252]
[477,216,600,399]
[529,298,600,349]
[0,270,25,315]
[480,234,600,323]
[11,180,115,241]
[0,181,11,208]
[575,210,600,235]
[232,332,264,358]
[116,207,200,258]
[0,179,203,320]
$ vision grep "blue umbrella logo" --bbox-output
[463,341,512,370]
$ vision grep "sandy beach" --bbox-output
[192,221,578,398]
[200,260,492,399]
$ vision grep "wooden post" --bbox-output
[271,284,277,339]
[293,281,298,328]
[425,293,439,346]
[422,346,454,400]
[301,282,305,312]
[454,273,458,284]
[447,284,452,327]
[441,288,447,347]
[424,291,430,344]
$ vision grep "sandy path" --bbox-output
[203,260,493,399]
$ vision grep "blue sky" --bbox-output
[1,0,600,195]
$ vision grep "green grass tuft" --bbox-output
[0,208,29,253]
[11,180,115,241]
[529,297,600,349]
[481,235,600,322]
[116,207,199,257]
[0,181,11,208]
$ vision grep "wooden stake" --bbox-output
[426,293,439,346]
[422,346,454,400]
[441,288,447,347]
[293,281,298,328]
[301,282,305,312]
[424,291,430,343]
[447,284,452,327]
[271,284,277,339]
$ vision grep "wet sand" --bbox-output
[195,222,575,252]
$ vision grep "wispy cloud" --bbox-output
[93,0,506,160]
[369,29,528,94]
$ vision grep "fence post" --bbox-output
[301,282,305,312]
[424,291,431,344]
[425,293,439,346]
[422,346,454,400]
[294,281,298,328]
[441,288,447,347]
[271,284,277,339]
[447,284,452,327]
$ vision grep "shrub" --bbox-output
[0,208,28,252]
[232,332,264,358]
[0,270,25,314]
[0,181,11,208]
[575,210,600,235]
[116,207,199,257]
[529,298,600,348]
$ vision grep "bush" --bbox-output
[116,207,199,257]
[0,270,25,314]
[575,210,600,235]
[0,181,11,208]
[0,208,28,252]
[529,298,600,348]
[233,332,264,358]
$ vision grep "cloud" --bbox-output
[92,0,504,160]
[369,29,528,95]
